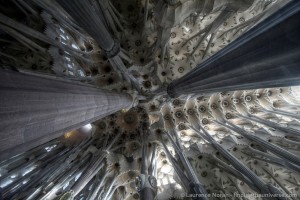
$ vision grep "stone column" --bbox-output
[167,1,300,98]
[57,0,140,91]
[191,126,286,199]
[165,131,208,199]
[219,120,300,167]
[137,140,157,200]
[0,70,133,161]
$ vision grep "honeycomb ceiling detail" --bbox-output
[0,0,299,200]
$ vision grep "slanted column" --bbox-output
[57,0,140,91]
[136,140,158,200]
[167,1,300,98]
[165,131,208,198]
[218,120,300,167]
[190,126,287,199]
[57,0,115,54]
[0,70,133,161]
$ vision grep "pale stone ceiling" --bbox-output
[1,0,300,200]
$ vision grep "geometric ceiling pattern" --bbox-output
[0,0,299,200]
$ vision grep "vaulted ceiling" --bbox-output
[1,0,300,200]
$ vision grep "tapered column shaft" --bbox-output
[57,1,114,53]
[139,140,157,200]
[221,121,300,167]
[0,70,133,161]
[190,126,287,199]
[166,131,208,198]
[242,114,300,136]
[72,132,121,196]
[57,0,140,91]
[162,142,190,191]
[167,1,300,97]
[262,108,300,121]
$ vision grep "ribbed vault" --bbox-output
[0,0,300,200]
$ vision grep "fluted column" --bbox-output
[0,70,133,161]
[190,126,287,199]
[167,1,300,98]
[241,114,300,137]
[137,140,158,200]
[218,120,300,167]
[71,132,121,197]
[57,0,140,91]
[262,108,300,121]
[165,131,208,199]
[162,142,191,191]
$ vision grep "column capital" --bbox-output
[167,83,177,98]
[135,174,158,191]
[165,0,179,6]
[105,39,120,58]
[59,190,74,200]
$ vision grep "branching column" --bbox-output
[57,0,140,91]
[136,140,158,200]
[167,1,300,98]
[0,70,133,161]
